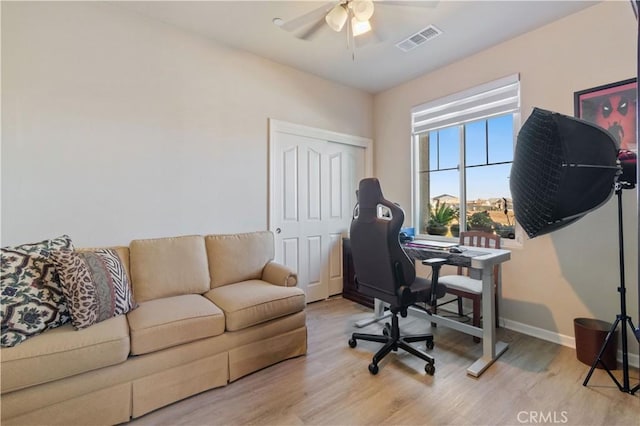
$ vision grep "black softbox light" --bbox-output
[510,107,620,238]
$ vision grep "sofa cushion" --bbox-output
[50,249,137,329]
[127,294,225,355]
[0,315,130,393]
[1,235,74,348]
[204,280,305,331]
[205,231,275,289]
[130,235,210,302]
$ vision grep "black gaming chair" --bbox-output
[347,178,447,376]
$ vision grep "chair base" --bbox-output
[349,310,435,375]
[433,294,482,343]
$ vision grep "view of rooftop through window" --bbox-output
[417,114,516,239]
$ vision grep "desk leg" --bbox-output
[354,298,391,328]
[467,265,508,377]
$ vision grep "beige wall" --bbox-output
[374,1,638,349]
[3,1,638,352]
[1,2,373,247]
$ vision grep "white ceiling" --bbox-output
[115,1,600,94]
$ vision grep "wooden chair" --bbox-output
[438,231,501,342]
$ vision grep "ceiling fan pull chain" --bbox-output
[351,30,356,61]
[346,14,351,50]
[346,10,356,61]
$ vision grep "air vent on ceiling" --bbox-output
[396,25,442,52]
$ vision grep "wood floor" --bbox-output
[128,297,639,426]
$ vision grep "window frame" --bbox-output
[410,76,523,247]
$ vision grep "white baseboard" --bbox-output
[501,317,639,368]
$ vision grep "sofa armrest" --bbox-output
[262,261,298,287]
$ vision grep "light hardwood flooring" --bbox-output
[128,297,639,426]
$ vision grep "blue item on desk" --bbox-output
[399,232,414,243]
[400,227,415,237]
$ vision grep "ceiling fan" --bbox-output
[324,0,376,37]
[275,1,438,50]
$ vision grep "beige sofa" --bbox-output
[1,231,307,425]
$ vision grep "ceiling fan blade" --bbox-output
[354,31,377,48]
[280,2,336,33]
[376,0,438,8]
[297,18,331,41]
[368,13,386,42]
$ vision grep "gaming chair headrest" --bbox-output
[355,178,404,225]
[357,178,384,208]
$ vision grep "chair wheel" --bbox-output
[368,363,379,375]
[382,323,391,336]
[348,338,357,348]
[426,340,434,350]
[425,363,435,375]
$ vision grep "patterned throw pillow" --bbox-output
[1,235,74,348]
[50,249,137,329]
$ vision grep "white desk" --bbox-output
[355,244,511,377]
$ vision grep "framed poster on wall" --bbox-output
[574,78,638,152]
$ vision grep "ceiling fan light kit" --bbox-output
[325,1,374,36]
[325,3,348,32]
[351,0,375,21]
[351,17,372,36]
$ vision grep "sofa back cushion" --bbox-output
[130,235,210,302]
[205,231,274,288]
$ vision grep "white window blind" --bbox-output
[411,74,520,134]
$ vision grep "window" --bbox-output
[411,75,520,241]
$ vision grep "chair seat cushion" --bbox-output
[438,275,482,294]
[204,280,305,331]
[1,315,130,393]
[127,294,224,355]
[414,275,448,299]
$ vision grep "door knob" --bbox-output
[275,228,281,234]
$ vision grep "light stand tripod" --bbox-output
[582,183,640,394]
